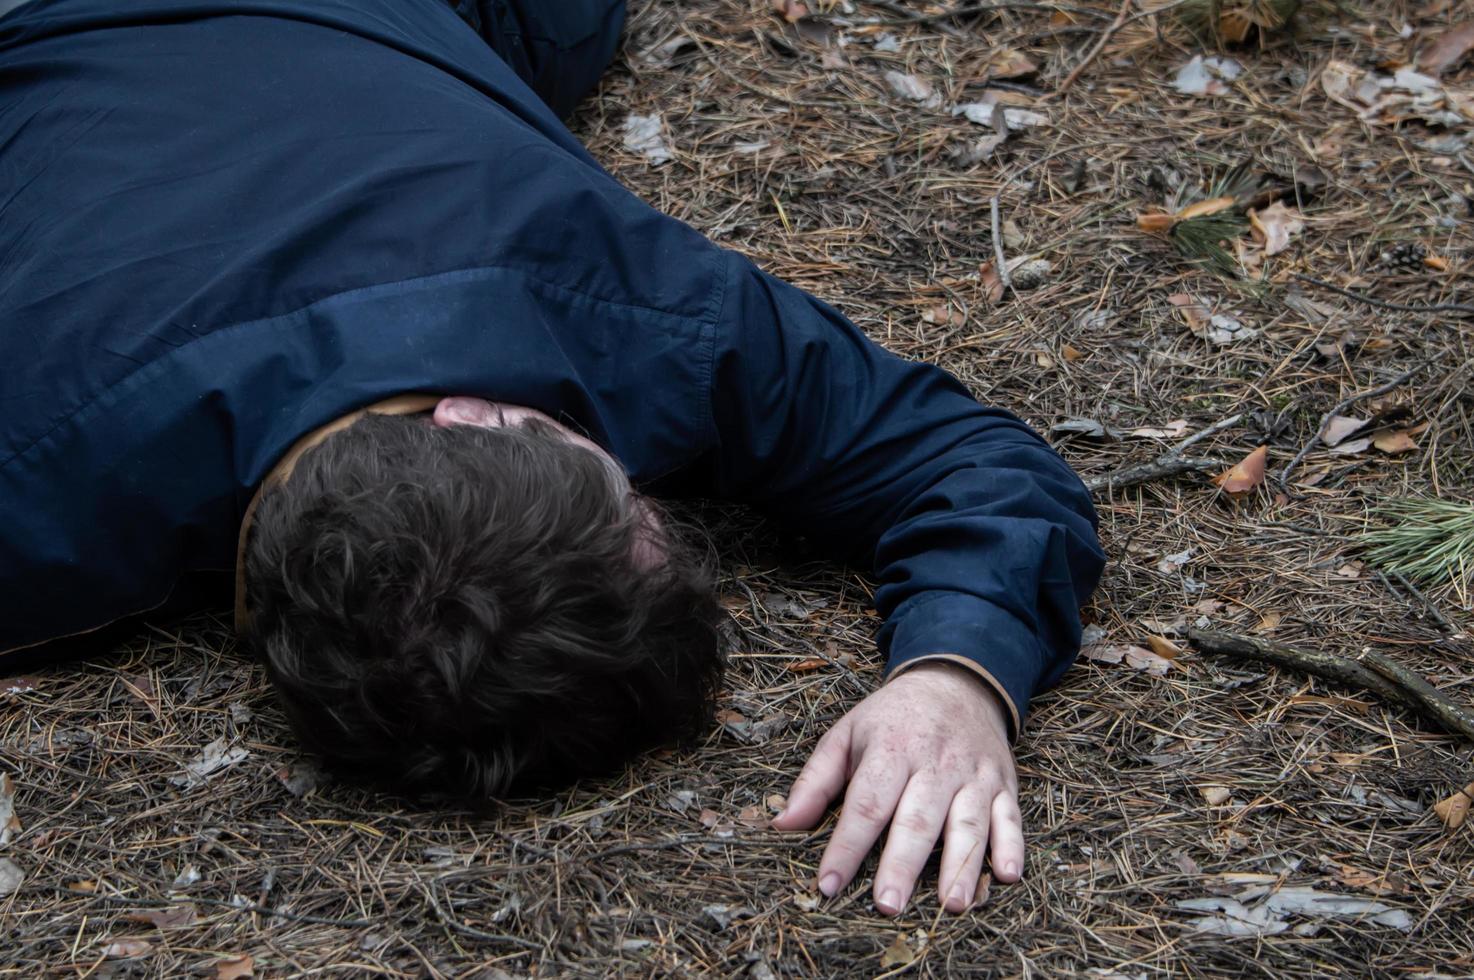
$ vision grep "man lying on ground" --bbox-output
[0,0,1103,916]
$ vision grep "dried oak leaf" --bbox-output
[1213,445,1268,494]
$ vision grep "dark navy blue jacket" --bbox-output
[0,0,1103,729]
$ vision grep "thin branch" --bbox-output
[1375,569,1455,632]
[1171,412,1244,455]
[850,1,1114,27]
[421,881,543,949]
[1294,274,1474,316]
[1186,628,1474,744]
[1278,363,1427,487]
[1055,0,1133,95]
[36,885,374,928]
[989,196,1012,294]
[1084,456,1223,493]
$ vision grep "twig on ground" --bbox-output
[1357,650,1474,742]
[1375,569,1456,632]
[1294,275,1474,316]
[990,196,1012,294]
[1085,413,1241,493]
[854,1,1114,26]
[1085,456,1223,493]
[1055,0,1133,95]
[421,881,543,949]
[1172,413,1244,455]
[1187,628,1474,743]
[35,886,375,928]
[1279,363,1428,487]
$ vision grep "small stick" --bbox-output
[989,196,1012,294]
[1171,413,1244,455]
[40,886,374,928]
[1186,628,1474,744]
[421,881,543,949]
[1278,363,1426,487]
[1054,0,1133,95]
[853,1,1115,26]
[1084,456,1222,493]
[1294,274,1474,316]
[1358,649,1474,742]
[1391,569,1455,631]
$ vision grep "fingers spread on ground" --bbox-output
[772,722,852,831]
[938,785,991,913]
[816,760,908,898]
[989,789,1026,883]
[871,775,953,916]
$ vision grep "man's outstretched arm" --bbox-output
[697,250,1105,914]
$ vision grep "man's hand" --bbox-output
[770,661,1022,915]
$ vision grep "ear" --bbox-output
[433,396,499,428]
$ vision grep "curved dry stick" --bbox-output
[1278,362,1427,488]
[1186,628,1474,744]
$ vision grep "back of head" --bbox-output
[242,413,726,799]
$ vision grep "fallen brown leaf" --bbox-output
[1372,429,1419,454]
[1328,436,1372,456]
[1321,414,1368,447]
[1417,22,1474,76]
[1248,201,1304,257]
[127,904,196,931]
[216,954,255,980]
[1146,635,1183,659]
[1434,782,1474,830]
[1081,643,1173,676]
[1199,785,1232,805]
[879,933,918,969]
[978,260,1005,303]
[737,804,770,829]
[1213,445,1268,494]
[771,0,808,23]
[786,657,828,673]
[984,48,1038,80]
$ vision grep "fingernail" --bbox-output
[819,872,841,897]
[947,882,968,909]
[878,888,902,915]
[1004,861,1020,879]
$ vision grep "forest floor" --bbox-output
[4,0,1473,977]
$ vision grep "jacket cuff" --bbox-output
[879,594,1047,741]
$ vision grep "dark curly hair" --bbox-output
[241,412,726,799]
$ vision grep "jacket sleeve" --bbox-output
[700,250,1105,735]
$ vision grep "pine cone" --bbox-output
[1376,242,1428,272]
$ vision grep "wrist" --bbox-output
[890,659,1012,737]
